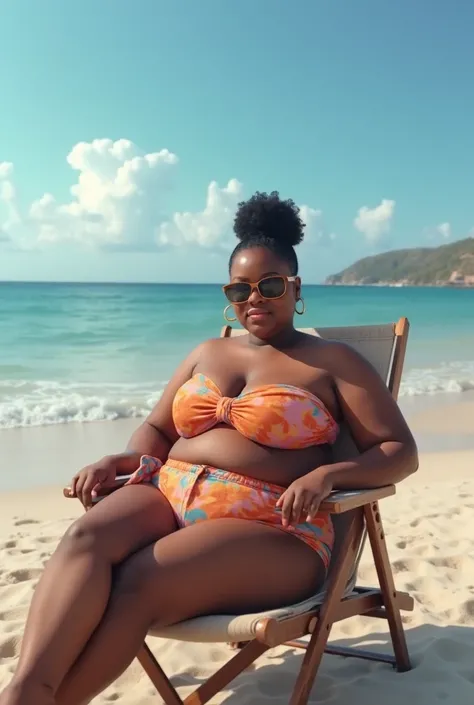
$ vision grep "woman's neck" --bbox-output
[247,326,303,350]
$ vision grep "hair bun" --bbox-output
[233,191,304,248]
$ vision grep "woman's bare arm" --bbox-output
[320,343,418,490]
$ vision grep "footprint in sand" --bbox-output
[0,636,18,660]
[428,555,465,570]
[7,569,43,584]
[459,598,474,622]
[0,540,35,557]
[396,539,410,550]
[392,557,419,573]
[2,621,24,634]
[37,535,58,544]
[13,519,40,527]
[1,540,17,550]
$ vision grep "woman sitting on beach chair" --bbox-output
[0,192,418,705]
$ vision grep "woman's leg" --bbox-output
[1,485,177,705]
[56,518,325,705]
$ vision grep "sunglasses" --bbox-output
[223,275,297,304]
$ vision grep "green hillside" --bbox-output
[325,237,474,286]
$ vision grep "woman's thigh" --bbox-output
[63,485,178,564]
[116,518,325,624]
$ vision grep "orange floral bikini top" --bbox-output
[172,373,339,450]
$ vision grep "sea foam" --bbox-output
[1,361,474,428]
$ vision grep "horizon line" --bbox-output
[0,279,327,286]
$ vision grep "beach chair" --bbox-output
[64,317,414,705]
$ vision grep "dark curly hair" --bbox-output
[228,191,305,275]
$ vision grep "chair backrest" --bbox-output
[221,320,408,401]
[221,318,410,585]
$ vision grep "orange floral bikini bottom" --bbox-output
[126,455,334,570]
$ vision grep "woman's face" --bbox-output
[227,246,301,339]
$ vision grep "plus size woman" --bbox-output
[0,191,418,705]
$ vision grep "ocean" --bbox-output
[1,282,473,429]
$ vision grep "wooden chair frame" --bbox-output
[64,317,414,705]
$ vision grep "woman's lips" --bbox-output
[247,308,270,320]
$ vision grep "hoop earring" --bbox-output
[295,297,305,315]
[223,304,237,322]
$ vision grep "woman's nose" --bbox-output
[248,285,264,304]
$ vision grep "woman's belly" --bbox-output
[169,427,332,487]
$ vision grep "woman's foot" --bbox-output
[0,681,55,705]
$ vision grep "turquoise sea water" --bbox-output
[1,282,473,428]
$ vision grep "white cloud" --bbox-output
[158,193,334,250]
[30,139,179,249]
[1,141,180,250]
[0,180,15,201]
[436,222,451,239]
[298,205,337,244]
[353,198,395,243]
[299,205,323,240]
[158,179,243,248]
[0,162,13,179]
[0,162,20,239]
[1,140,327,253]
[424,221,454,242]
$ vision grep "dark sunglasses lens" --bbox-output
[225,283,251,303]
[258,276,286,299]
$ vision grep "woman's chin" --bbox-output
[244,316,277,338]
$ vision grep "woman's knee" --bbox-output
[59,516,114,561]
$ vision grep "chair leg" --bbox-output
[138,639,268,705]
[137,642,184,705]
[289,512,363,705]
[183,640,268,705]
[364,502,411,672]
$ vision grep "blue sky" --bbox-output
[1,0,473,283]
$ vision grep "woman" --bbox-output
[1,191,418,705]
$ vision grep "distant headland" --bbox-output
[324,237,474,287]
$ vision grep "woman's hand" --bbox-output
[276,469,333,527]
[69,455,119,509]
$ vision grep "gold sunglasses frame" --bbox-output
[222,275,297,304]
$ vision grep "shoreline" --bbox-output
[323,282,474,288]
[2,280,474,288]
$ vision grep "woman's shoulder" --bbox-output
[301,334,369,372]
[197,335,241,348]
[300,332,354,355]
[192,335,243,357]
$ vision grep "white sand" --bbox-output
[1,411,474,703]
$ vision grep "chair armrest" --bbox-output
[62,475,132,502]
[319,485,395,513]
[62,477,395,514]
